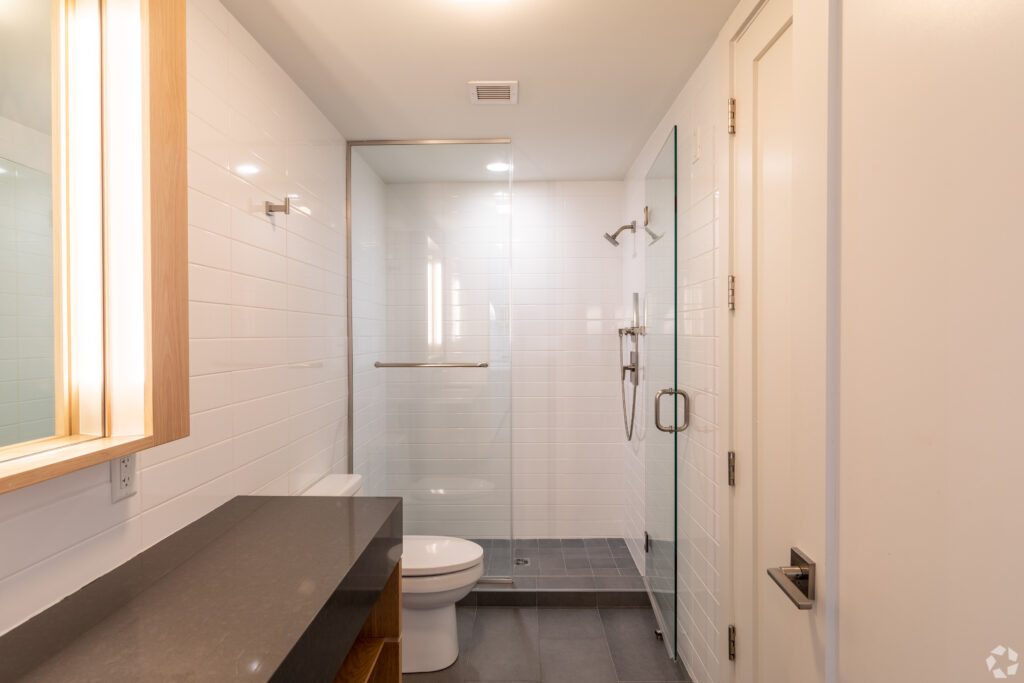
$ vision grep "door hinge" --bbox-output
[728,451,736,487]
[728,625,737,661]
[728,98,736,135]
[644,531,651,553]
[728,275,736,311]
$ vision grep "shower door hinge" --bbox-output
[728,625,737,661]
[728,451,736,486]
[644,531,651,553]
[728,98,737,135]
[728,275,736,311]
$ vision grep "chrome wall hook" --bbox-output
[265,196,291,216]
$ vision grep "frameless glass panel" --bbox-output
[0,1,56,448]
[644,126,677,656]
[350,142,513,577]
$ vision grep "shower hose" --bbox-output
[618,329,639,441]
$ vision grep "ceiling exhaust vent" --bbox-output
[469,80,518,105]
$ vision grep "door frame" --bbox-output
[726,0,842,681]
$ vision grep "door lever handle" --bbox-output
[767,547,816,610]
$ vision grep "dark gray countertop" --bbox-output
[0,495,402,682]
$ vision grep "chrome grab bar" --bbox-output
[654,388,690,433]
[374,362,489,368]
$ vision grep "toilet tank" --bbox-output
[301,474,363,497]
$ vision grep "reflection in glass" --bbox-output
[0,1,56,448]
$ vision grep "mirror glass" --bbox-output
[0,2,56,447]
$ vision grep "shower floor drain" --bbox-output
[514,558,530,566]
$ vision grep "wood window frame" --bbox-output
[0,0,189,494]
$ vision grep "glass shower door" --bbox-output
[643,126,678,656]
[348,142,513,578]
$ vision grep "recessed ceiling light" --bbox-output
[0,167,7,174]
[235,163,260,176]
[486,162,510,172]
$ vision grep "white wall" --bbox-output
[838,1,1024,680]
[0,118,55,448]
[0,0,347,636]
[623,40,729,683]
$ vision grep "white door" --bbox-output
[732,0,828,680]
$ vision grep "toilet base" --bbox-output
[401,602,459,673]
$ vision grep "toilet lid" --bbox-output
[402,535,484,577]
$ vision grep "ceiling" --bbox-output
[0,1,52,135]
[354,143,515,183]
[222,0,738,181]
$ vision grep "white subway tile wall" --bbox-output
[674,62,722,683]
[621,190,647,572]
[0,120,55,448]
[510,181,626,538]
[0,0,347,635]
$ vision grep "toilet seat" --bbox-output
[401,535,484,577]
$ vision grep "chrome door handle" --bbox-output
[766,547,816,610]
[654,388,690,433]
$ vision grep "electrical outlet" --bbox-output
[111,454,137,502]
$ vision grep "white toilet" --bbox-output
[302,475,484,674]
[400,535,483,672]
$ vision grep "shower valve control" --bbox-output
[622,351,638,385]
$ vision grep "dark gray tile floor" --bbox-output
[404,606,691,683]
[471,538,644,591]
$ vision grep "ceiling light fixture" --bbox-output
[486,162,510,172]
[235,163,260,176]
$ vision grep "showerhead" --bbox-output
[603,221,637,247]
[645,227,665,245]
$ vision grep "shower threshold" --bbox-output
[461,537,650,608]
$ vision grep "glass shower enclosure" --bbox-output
[644,126,679,657]
[347,140,513,578]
